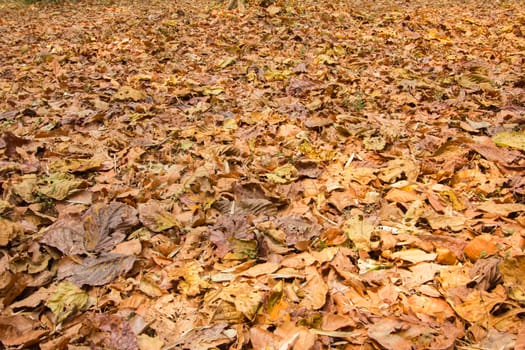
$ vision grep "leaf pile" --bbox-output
[1,0,525,348]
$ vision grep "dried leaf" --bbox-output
[92,314,139,350]
[493,131,525,151]
[38,172,85,200]
[57,253,136,286]
[112,86,147,101]
[45,281,89,324]
[299,266,328,310]
[464,234,500,261]
[41,202,139,255]
[0,315,48,347]
[0,217,24,246]
[266,163,298,184]
[138,200,180,232]
[177,261,210,296]
[391,249,437,264]
[499,256,525,303]
[478,200,525,216]
[344,215,374,251]
[50,158,105,173]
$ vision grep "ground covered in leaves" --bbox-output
[1,0,525,348]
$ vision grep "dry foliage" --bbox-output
[1,0,525,348]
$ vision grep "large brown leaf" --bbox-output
[41,202,139,255]
[57,253,136,286]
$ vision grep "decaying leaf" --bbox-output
[344,215,374,251]
[265,164,298,184]
[0,315,48,347]
[493,131,525,151]
[38,172,85,200]
[91,314,139,350]
[138,200,180,232]
[2,0,525,347]
[49,158,105,173]
[0,217,24,246]
[112,86,147,101]
[499,256,525,303]
[41,202,139,255]
[57,253,136,286]
[177,261,210,296]
[45,281,89,324]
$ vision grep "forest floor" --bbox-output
[1,0,525,348]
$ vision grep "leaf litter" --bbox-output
[1,0,525,348]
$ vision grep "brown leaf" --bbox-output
[367,318,422,350]
[0,217,24,246]
[1,131,30,158]
[41,202,139,255]
[91,314,139,350]
[250,326,284,350]
[468,257,503,291]
[299,266,328,310]
[166,323,232,350]
[384,188,419,203]
[391,249,437,264]
[57,253,136,286]
[112,86,147,101]
[138,200,180,232]
[0,315,48,347]
[464,234,500,261]
[499,256,525,303]
[453,285,507,324]
[276,215,322,247]
[477,200,525,217]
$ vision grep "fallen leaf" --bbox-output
[0,315,48,347]
[391,249,437,264]
[344,215,374,251]
[266,4,282,16]
[57,253,136,286]
[478,200,525,216]
[38,172,85,200]
[299,266,328,310]
[45,281,89,324]
[265,163,298,184]
[137,334,164,350]
[112,86,147,101]
[41,202,139,255]
[50,157,105,173]
[0,217,24,246]
[464,234,500,261]
[493,131,525,151]
[499,256,525,303]
[138,200,180,232]
[240,262,280,277]
[92,314,139,350]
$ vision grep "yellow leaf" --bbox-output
[162,20,178,27]
[223,118,238,130]
[178,261,210,296]
[426,28,451,43]
[218,57,236,68]
[112,86,147,101]
[493,131,525,151]
[265,164,298,184]
[46,281,89,324]
[197,85,224,96]
[39,173,85,200]
[0,218,24,246]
